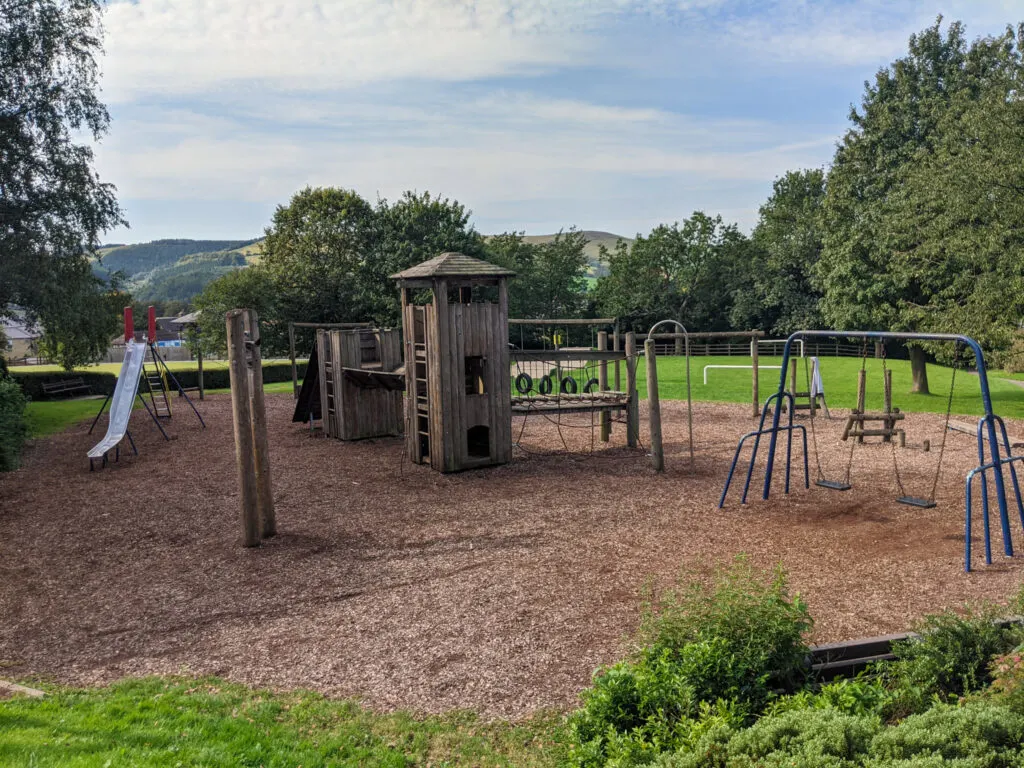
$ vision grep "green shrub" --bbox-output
[885,610,1024,716]
[567,558,812,766]
[11,370,118,400]
[868,701,1024,766]
[0,374,29,471]
[638,556,813,707]
[768,675,895,719]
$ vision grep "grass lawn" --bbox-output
[632,355,1024,419]
[0,678,560,767]
[24,398,107,438]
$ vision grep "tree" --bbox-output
[817,19,1024,392]
[258,186,376,331]
[733,170,826,335]
[1,0,125,369]
[594,212,751,332]
[365,191,487,324]
[193,265,278,355]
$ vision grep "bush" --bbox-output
[885,610,1024,716]
[868,701,1024,766]
[768,676,896,719]
[10,361,306,400]
[11,370,118,400]
[567,558,812,766]
[0,375,29,471]
[638,556,813,708]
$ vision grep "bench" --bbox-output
[41,377,92,398]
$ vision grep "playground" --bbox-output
[2,388,1024,717]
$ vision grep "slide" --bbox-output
[87,341,146,460]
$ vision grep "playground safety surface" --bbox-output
[2,396,1023,717]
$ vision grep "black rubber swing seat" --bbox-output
[896,496,937,509]
[816,479,852,491]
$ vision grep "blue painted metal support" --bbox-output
[719,329,1023,573]
[719,410,808,507]
[966,455,1024,571]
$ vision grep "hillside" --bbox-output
[93,238,263,303]
[96,231,630,304]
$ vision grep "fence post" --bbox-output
[613,325,621,392]
[226,309,261,547]
[598,331,610,442]
[645,339,664,471]
[626,332,639,448]
[244,309,276,538]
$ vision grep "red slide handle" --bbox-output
[124,306,134,343]
[148,306,156,344]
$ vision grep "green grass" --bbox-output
[0,678,561,767]
[633,355,1024,419]
[24,398,107,438]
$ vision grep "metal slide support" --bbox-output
[88,393,112,435]
[136,392,170,441]
[150,343,206,428]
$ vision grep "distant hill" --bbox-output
[96,230,630,304]
[93,238,263,303]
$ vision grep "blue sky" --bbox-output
[95,0,1021,243]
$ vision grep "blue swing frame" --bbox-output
[718,330,1024,572]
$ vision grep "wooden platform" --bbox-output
[511,391,629,414]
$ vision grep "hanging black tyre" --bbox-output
[560,376,578,395]
[539,375,553,395]
[583,377,600,393]
[515,372,533,394]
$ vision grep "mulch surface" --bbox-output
[2,394,1024,718]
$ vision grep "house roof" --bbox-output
[2,319,41,340]
[170,311,201,327]
[390,252,514,280]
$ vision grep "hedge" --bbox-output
[12,370,118,401]
[0,375,28,471]
[11,361,308,401]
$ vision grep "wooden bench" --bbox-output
[41,377,92,398]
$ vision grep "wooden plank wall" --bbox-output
[324,329,404,441]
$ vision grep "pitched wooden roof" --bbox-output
[391,252,514,280]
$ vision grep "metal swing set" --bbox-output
[719,330,1024,572]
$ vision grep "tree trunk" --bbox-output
[909,346,930,395]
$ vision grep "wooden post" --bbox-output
[645,339,663,471]
[789,358,797,397]
[674,333,683,356]
[289,322,298,399]
[625,332,639,448]
[197,343,205,401]
[226,310,260,547]
[751,337,759,418]
[613,324,621,393]
[244,309,275,538]
[598,331,610,442]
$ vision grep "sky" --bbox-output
[94,0,1022,244]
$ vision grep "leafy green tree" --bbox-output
[817,19,1024,392]
[365,191,487,324]
[0,0,125,369]
[193,265,278,356]
[259,186,376,330]
[485,231,540,319]
[594,212,751,332]
[36,267,128,368]
[733,169,826,335]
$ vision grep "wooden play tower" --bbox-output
[393,253,514,473]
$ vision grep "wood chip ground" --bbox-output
[2,395,1023,717]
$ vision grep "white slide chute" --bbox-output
[87,341,146,460]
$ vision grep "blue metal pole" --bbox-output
[995,416,1024,533]
[761,339,794,499]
